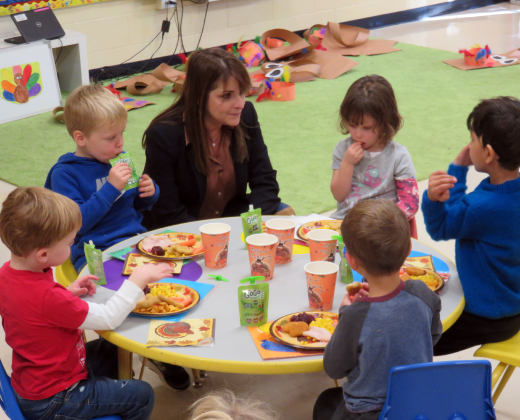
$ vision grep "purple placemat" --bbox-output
[103,258,204,291]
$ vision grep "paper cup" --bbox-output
[199,223,231,269]
[265,219,296,265]
[304,261,339,311]
[308,229,338,263]
[246,233,278,280]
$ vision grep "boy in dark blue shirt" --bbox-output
[312,200,442,420]
[45,85,159,272]
[423,96,520,355]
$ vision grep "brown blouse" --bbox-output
[198,134,236,220]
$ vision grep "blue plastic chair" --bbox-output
[378,360,497,420]
[0,358,122,420]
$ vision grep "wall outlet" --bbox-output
[156,0,176,10]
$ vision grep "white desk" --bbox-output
[0,29,89,93]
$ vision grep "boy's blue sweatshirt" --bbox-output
[422,164,520,319]
[45,153,159,271]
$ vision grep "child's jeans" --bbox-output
[15,339,154,420]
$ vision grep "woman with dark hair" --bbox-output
[141,48,292,231]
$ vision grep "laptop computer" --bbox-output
[4,7,65,45]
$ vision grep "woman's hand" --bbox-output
[139,174,156,198]
[68,275,98,297]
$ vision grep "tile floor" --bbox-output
[1,3,520,419]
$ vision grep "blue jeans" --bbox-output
[16,339,154,420]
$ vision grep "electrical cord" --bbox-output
[195,1,209,51]
[54,37,63,65]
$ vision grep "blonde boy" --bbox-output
[0,187,172,420]
[45,85,159,272]
[311,201,441,420]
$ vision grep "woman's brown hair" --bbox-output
[142,48,252,175]
[339,74,403,144]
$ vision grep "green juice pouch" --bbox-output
[333,236,353,284]
[241,205,262,249]
[109,152,140,191]
[238,276,269,327]
[84,241,107,286]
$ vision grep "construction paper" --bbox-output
[260,29,311,61]
[248,323,324,360]
[444,48,520,71]
[131,279,214,321]
[256,81,295,102]
[239,41,265,68]
[103,258,203,291]
[261,62,321,83]
[266,37,284,48]
[150,63,185,83]
[290,50,359,80]
[113,74,169,95]
[122,253,183,275]
[146,319,215,347]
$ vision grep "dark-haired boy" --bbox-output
[423,96,520,355]
[312,200,442,420]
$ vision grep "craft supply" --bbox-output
[246,233,278,280]
[109,152,140,190]
[84,240,107,285]
[332,236,353,284]
[304,261,339,311]
[265,218,296,264]
[266,37,284,48]
[146,319,215,347]
[307,229,338,263]
[241,204,262,249]
[238,276,269,327]
[199,223,231,269]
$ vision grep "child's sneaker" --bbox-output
[140,357,191,391]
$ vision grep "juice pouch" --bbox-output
[238,276,269,327]
[109,152,140,191]
[332,235,353,284]
[84,240,107,286]
[241,205,262,249]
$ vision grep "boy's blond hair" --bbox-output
[64,85,127,138]
[0,187,81,257]
[341,200,410,276]
[187,390,277,420]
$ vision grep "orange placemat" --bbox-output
[248,322,324,360]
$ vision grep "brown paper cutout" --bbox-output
[290,50,359,80]
[260,29,311,61]
[443,49,520,71]
[52,106,65,123]
[151,63,186,83]
[261,62,321,83]
[113,74,169,95]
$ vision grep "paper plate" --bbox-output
[269,311,338,350]
[400,267,445,293]
[296,220,342,242]
[136,232,203,261]
[131,283,200,317]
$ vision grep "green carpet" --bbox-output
[2,42,520,215]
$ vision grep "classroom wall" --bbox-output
[0,0,447,70]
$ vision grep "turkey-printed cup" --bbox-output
[199,223,231,269]
[304,261,339,312]
[265,219,296,264]
[246,233,278,280]
[308,229,338,263]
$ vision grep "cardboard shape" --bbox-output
[266,37,284,48]
[113,74,169,95]
[151,63,185,83]
[304,25,327,45]
[319,22,399,56]
[261,62,321,83]
[291,50,359,80]
[256,81,295,102]
[260,29,311,61]
[444,48,520,71]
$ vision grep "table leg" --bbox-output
[200,369,208,378]
[118,347,133,380]
[192,368,203,388]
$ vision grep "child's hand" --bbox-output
[303,327,332,343]
[129,263,173,290]
[427,171,457,202]
[68,275,98,297]
[139,174,155,198]
[344,142,364,165]
[341,283,369,307]
[108,163,132,191]
[453,145,473,167]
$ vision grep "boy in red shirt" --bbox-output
[0,186,173,420]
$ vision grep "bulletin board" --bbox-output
[0,41,62,124]
[0,0,110,17]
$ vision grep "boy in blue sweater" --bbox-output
[312,200,442,420]
[45,85,159,273]
[423,96,520,355]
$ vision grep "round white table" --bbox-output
[79,216,464,380]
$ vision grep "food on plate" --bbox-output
[140,233,202,259]
[290,312,316,324]
[133,283,197,314]
[400,273,411,281]
[399,267,442,291]
[409,273,439,289]
[404,266,424,276]
[282,321,310,337]
[346,282,363,297]
[165,244,194,257]
[309,317,336,334]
